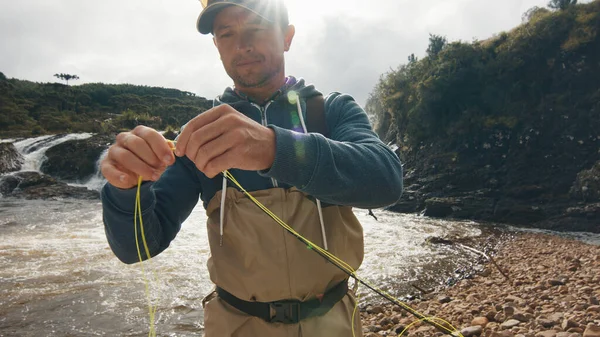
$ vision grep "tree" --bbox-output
[426,34,447,59]
[548,0,577,10]
[522,6,550,22]
[54,73,80,85]
[408,53,418,64]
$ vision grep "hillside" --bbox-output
[0,75,213,137]
[366,0,600,232]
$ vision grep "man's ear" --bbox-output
[283,24,295,52]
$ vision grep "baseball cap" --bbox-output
[197,0,289,35]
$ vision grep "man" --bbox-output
[100,0,403,336]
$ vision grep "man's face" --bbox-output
[212,6,294,88]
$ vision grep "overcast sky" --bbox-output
[0,0,580,106]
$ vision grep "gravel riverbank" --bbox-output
[360,233,600,337]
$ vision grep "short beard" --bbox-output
[228,57,283,88]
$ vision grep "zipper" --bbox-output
[251,101,278,188]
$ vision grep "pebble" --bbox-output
[501,319,522,329]
[583,324,600,337]
[461,325,483,336]
[471,317,489,327]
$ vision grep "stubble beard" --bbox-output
[228,58,283,89]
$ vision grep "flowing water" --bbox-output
[1,134,598,337]
[0,198,487,337]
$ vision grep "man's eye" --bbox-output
[220,33,233,38]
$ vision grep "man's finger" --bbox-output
[202,149,237,178]
[110,146,161,182]
[192,132,232,174]
[185,115,233,164]
[131,126,175,166]
[176,105,229,157]
[101,161,137,189]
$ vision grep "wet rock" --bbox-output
[461,325,483,337]
[0,175,20,196]
[4,171,99,200]
[41,134,112,181]
[0,143,23,174]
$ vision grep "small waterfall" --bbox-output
[13,133,93,172]
[71,148,108,191]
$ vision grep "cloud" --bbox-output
[0,0,585,107]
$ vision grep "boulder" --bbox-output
[5,171,99,199]
[40,134,112,181]
[570,161,600,202]
[0,143,23,174]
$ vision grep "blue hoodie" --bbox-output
[102,77,403,264]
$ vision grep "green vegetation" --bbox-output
[366,0,600,149]
[0,74,212,137]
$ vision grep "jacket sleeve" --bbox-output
[101,156,202,264]
[261,92,403,208]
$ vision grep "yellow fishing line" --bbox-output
[222,170,464,337]
[133,140,463,337]
[135,176,159,337]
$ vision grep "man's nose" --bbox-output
[235,32,255,52]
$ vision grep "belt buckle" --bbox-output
[269,301,300,324]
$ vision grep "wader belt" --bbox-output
[215,280,349,324]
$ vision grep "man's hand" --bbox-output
[101,126,175,189]
[175,104,276,178]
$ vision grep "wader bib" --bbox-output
[202,187,364,336]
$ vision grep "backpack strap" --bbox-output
[305,95,328,137]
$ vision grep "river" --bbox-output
[0,196,492,337]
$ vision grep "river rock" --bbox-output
[501,319,521,329]
[40,134,112,181]
[583,324,600,337]
[6,171,99,199]
[536,331,558,337]
[472,317,489,327]
[461,325,483,336]
[0,175,20,196]
[0,143,23,174]
[563,319,579,330]
[491,332,515,337]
